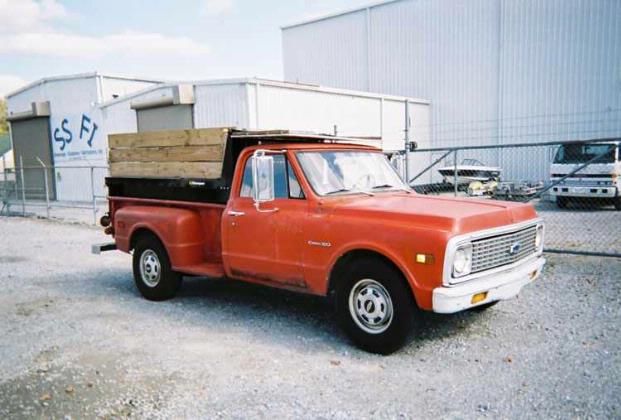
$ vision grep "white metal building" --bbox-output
[100,77,430,174]
[6,73,161,200]
[282,0,621,181]
[6,75,430,201]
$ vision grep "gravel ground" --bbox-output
[0,216,619,419]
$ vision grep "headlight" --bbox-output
[452,243,473,277]
[535,224,545,253]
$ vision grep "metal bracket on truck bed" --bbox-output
[91,243,117,255]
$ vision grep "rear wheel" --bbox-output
[132,235,181,301]
[556,197,569,209]
[335,259,416,354]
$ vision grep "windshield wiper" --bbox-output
[325,188,374,196]
[372,184,412,193]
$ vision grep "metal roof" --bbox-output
[281,0,403,29]
[5,71,164,99]
[99,77,429,109]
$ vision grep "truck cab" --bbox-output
[550,141,621,210]
[98,129,546,354]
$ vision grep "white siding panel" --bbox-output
[255,84,379,136]
[282,10,368,90]
[99,77,159,102]
[7,77,107,201]
[193,83,249,128]
[283,0,621,182]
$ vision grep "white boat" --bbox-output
[438,159,502,185]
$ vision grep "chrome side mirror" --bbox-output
[252,150,275,205]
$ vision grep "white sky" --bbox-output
[0,0,374,97]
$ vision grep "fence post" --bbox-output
[453,149,459,197]
[36,158,50,219]
[90,166,97,225]
[19,156,26,216]
[13,166,18,214]
[1,155,5,214]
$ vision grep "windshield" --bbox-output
[554,143,617,164]
[296,150,409,196]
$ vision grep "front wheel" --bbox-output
[132,235,182,301]
[336,259,416,354]
[614,195,621,211]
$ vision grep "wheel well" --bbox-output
[129,228,161,251]
[328,250,412,297]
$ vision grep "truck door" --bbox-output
[223,154,306,287]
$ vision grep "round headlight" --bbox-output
[453,244,473,276]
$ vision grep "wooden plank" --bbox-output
[109,145,223,163]
[110,161,223,179]
[109,128,229,149]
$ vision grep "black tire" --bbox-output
[556,197,569,209]
[614,195,621,211]
[470,300,499,312]
[335,259,416,354]
[132,234,182,301]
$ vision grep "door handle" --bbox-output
[227,210,245,217]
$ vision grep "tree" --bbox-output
[0,99,7,135]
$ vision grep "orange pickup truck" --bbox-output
[95,131,545,354]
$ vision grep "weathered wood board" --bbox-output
[109,128,229,149]
[109,145,223,163]
[108,128,229,179]
[110,162,223,179]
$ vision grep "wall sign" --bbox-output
[52,113,104,162]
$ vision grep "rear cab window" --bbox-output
[240,154,305,199]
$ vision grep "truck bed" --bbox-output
[105,128,360,204]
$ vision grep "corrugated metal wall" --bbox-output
[283,0,621,180]
[8,76,158,200]
[104,78,430,152]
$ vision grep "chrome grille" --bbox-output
[471,225,537,273]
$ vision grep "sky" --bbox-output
[0,0,373,97]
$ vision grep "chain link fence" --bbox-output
[1,163,108,225]
[407,138,621,257]
[1,139,620,257]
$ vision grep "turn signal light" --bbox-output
[471,292,488,304]
[415,253,435,264]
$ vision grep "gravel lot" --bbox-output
[0,216,619,419]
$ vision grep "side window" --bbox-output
[288,161,304,199]
[240,155,304,199]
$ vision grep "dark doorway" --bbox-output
[10,117,56,200]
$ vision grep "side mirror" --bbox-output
[251,150,275,204]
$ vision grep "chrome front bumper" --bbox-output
[432,256,545,314]
[550,185,617,198]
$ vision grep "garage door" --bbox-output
[136,105,193,132]
[10,117,55,200]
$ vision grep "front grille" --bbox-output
[471,225,537,273]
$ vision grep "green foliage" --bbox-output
[0,134,10,156]
[0,99,7,135]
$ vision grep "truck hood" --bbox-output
[322,193,538,234]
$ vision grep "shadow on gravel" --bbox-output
[81,270,488,354]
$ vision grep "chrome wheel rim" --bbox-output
[348,279,393,334]
[139,249,161,288]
